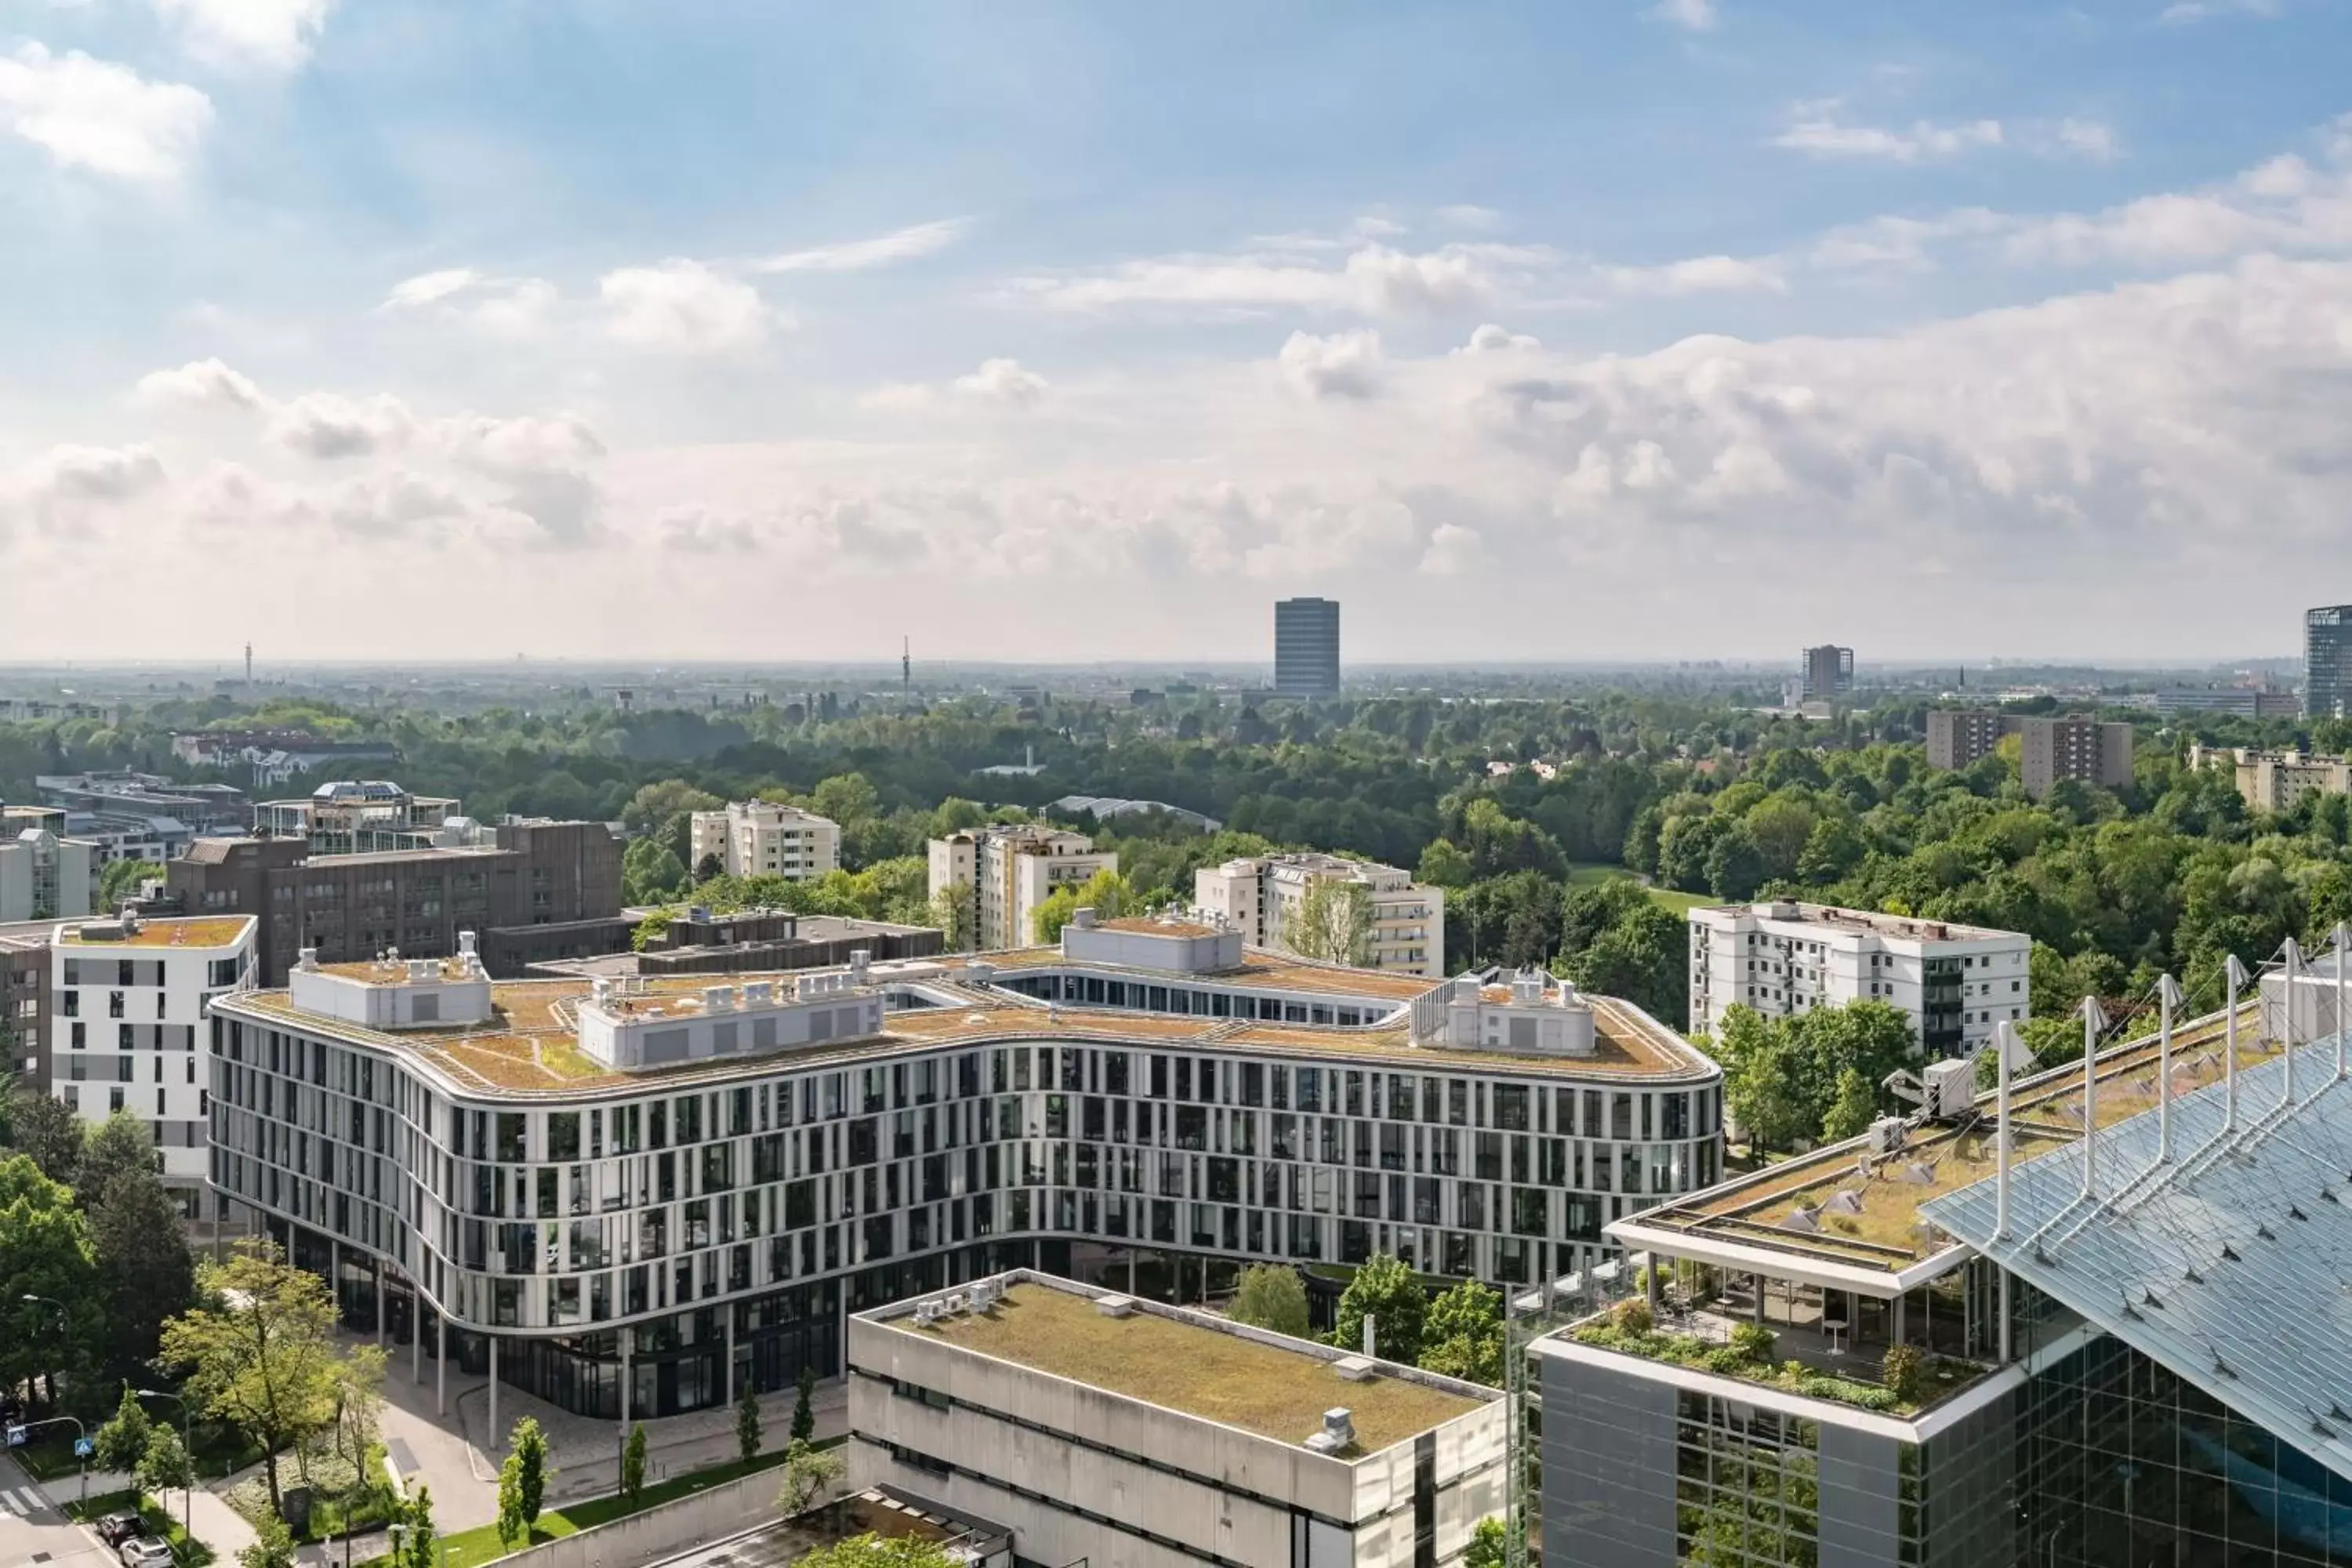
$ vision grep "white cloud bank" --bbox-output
[152,0,336,74]
[0,42,212,182]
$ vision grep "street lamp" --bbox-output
[132,1389,191,1552]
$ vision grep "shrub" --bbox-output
[1800,1377,1900,1412]
[1610,1298,1653,1337]
[1699,1347,1750,1377]
[1882,1344,1926,1403]
[1727,1323,1777,1363]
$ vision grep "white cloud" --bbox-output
[600,260,779,354]
[380,270,559,338]
[383,268,482,309]
[1650,0,1717,31]
[1461,324,1541,353]
[1007,241,1552,318]
[953,358,1049,408]
[0,43,212,182]
[152,0,334,73]
[750,217,971,274]
[24,443,165,503]
[267,392,417,459]
[134,357,263,410]
[1606,253,1785,294]
[1279,329,1384,399]
[1773,102,2005,162]
[2055,118,2123,162]
[1417,521,1488,575]
[1436,205,1503,230]
[2159,0,2279,22]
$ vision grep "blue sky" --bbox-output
[3,0,2350,662]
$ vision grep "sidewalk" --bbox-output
[24,1465,259,1563]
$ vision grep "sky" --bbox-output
[3,0,2352,665]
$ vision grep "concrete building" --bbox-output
[2190,742,2352,814]
[928,826,1119,952]
[851,1271,1506,1568]
[1541,981,2352,1568]
[538,910,945,979]
[688,802,841,883]
[0,829,97,921]
[1196,854,1446,978]
[1925,708,2009,772]
[1276,597,1342,699]
[1689,900,2030,1057]
[45,912,255,1212]
[38,771,249,833]
[167,818,623,985]
[2307,603,2352,719]
[1,925,51,1084]
[2016,715,2134,798]
[255,780,463,855]
[204,916,1719,1429]
[1800,644,1854,702]
[2146,686,2300,718]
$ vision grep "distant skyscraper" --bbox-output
[1274,597,1341,698]
[1799,643,1853,701]
[2306,604,2352,718]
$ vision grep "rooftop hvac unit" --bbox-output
[1867,1116,1907,1155]
[1094,1294,1135,1319]
[1922,1058,1976,1120]
[913,1300,941,1326]
[1332,1356,1375,1382]
[1303,1408,1356,1454]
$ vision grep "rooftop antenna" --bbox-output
[2078,994,2108,1202]
[2225,953,2249,1131]
[245,642,253,685]
[902,636,911,699]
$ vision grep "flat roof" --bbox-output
[1617,1003,2273,1281]
[1095,916,1222,938]
[877,1278,1490,1453]
[218,961,1713,1099]
[982,943,1435,1002]
[1692,901,2023,945]
[59,915,254,949]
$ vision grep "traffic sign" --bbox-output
[4,1425,24,1448]
[73,1436,93,1459]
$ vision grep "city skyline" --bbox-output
[4,2,2352,662]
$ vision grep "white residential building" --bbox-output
[1687,899,2030,1058]
[928,826,1117,951]
[1196,853,1446,978]
[49,910,256,1212]
[0,829,97,921]
[690,802,842,882]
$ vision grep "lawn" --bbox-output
[1565,861,1711,915]
[352,1442,824,1568]
[66,1487,216,1566]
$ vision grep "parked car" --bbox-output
[93,1511,144,1544]
[118,1537,174,1567]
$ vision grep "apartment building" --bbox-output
[1,926,50,1083]
[688,802,841,882]
[44,912,255,1213]
[1276,597,1342,699]
[1799,644,1853,701]
[2188,742,2352,814]
[167,818,623,985]
[2017,715,2135,798]
[2307,603,2352,719]
[1689,900,2030,1056]
[203,913,1720,1429]
[1924,708,2009,772]
[0,828,97,921]
[851,1271,1505,1567]
[1196,853,1446,978]
[927,826,1118,952]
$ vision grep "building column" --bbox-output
[329,1239,340,1326]
[435,1315,446,1417]
[620,1334,632,1445]
[409,1281,421,1385]
[488,1334,499,1441]
[1751,1273,1765,1325]
[374,1259,385,1349]
[724,1314,735,1407]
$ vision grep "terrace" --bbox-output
[60,913,252,948]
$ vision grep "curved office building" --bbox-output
[207,912,1721,1424]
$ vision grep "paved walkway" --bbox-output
[19,1463,259,1564]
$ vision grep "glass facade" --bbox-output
[2023,1336,2352,1566]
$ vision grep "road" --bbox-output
[0,1448,114,1568]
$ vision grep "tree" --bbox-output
[496,1446,527,1547]
[239,1513,297,1568]
[797,1536,962,1568]
[928,884,976,953]
[1417,1280,1504,1386]
[1330,1253,1426,1365]
[810,773,882,829]
[0,1153,100,1406]
[9,1087,84,1185]
[93,1382,155,1473]
[78,1111,161,1204]
[1225,1263,1309,1338]
[1031,869,1137,943]
[89,1157,196,1377]
[1286,877,1374,966]
[495,1416,549,1543]
[329,1344,387,1468]
[1820,1067,1879,1144]
[136,1424,194,1497]
[393,1483,437,1568]
[792,1364,817,1443]
[778,1436,844,1517]
[621,1421,647,1508]
[160,1239,343,1523]
[99,855,161,909]
[1415,838,1474,889]
[1465,1515,1508,1568]
[735,1379,762,1464]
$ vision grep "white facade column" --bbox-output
[435,1315,446,1416]
[488,1334,499,1440]
[724,1314,735,1407]
[409,1282,421,1385]
[374,1259,385,1348]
